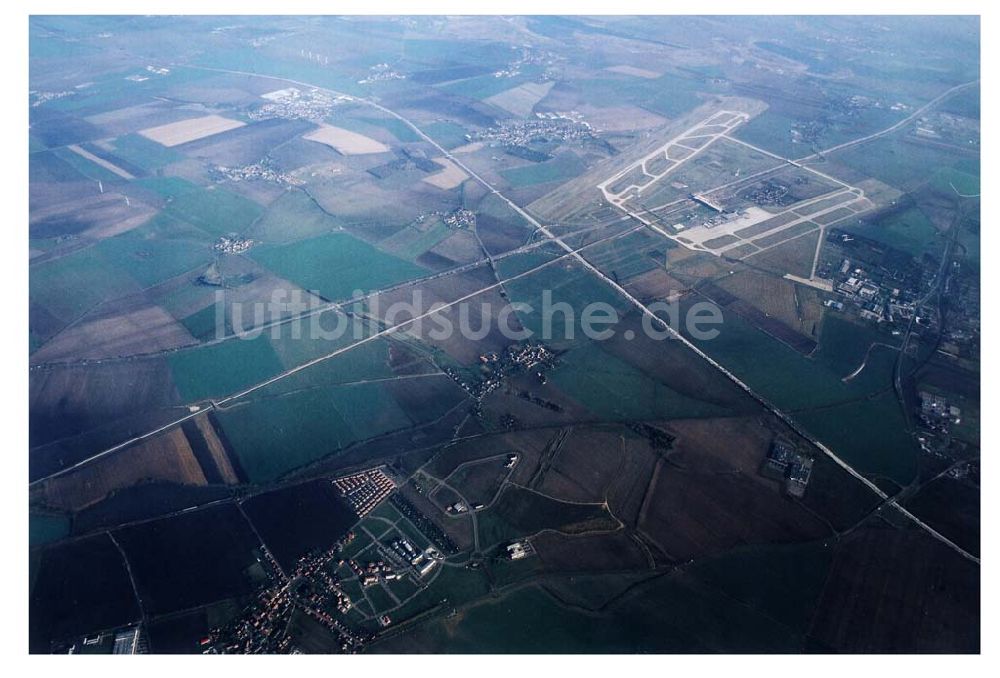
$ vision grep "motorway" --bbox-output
[32,65,981,565]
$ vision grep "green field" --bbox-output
[168,333,284,401]
[437,66,546,100]
[93,213,214,287]
[930,164,980,196]
[166,186,263,238]
[737,99,904,160]
[476,485,615,548]
[378,219,453,260]
[134,176,201,198]
[179,304,225,341]
[30,150,86,184]
[681,302,918,484]
[108,134,184,171]
[217,389,354,484]
[251,232,427,301]
[689,540,834,631]
[494,247,562,279]
[374,572,806,653]
[365,584,396,614]
[683,301,896,409]
[421,121,471,149]
[581,231,661,280]
[386,562,493,623]
[264,331,403,396]
[134,177,262,236]
[571,73,704,119]
[843,205,943,259]
[217,381,412,482]
[30,246,139,323]
[829,134,973,190]
[551,342,732,420]
[795,391,919,485]
[194,46,366,97]
[250,191,344,244]
[501,152,587,188]
[29,513,70,546]
[367,117,421,143]
[501,258,629,347]
[812,313,900,377]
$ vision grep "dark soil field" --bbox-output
[113,503,267,616]
[29,534,140,652]
[638,462,830,561]
[29,359,185,480]
[242,479,358,570]
[809,524,979,652]
[146,599,243,653]
[904,473,980,558]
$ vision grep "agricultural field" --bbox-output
[27,15,979,656]
[500,151,587,188]
[248,190,344,244]
[304,124,391,155]
[168,333,285,401]
[422,158,469,190]
[251,232,427,301]
[139,114,246,147]
[29,534,141,652]
[484,81,556,117]
[113,503,268,616]
[242,480,358,569]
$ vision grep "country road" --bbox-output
[796,79,979,162]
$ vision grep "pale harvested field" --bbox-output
[451,141,484,154]
[31,427,207,512]
[139,114,246,147]
[422,158,469,190]
[605,64,662,79]
[579,104,667,132]
[67,144,135,180]
[83,206,158,239]
[195,414,241,484]
[303,123,390,155]
[484,80,555,117]
[31,306,198,364]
